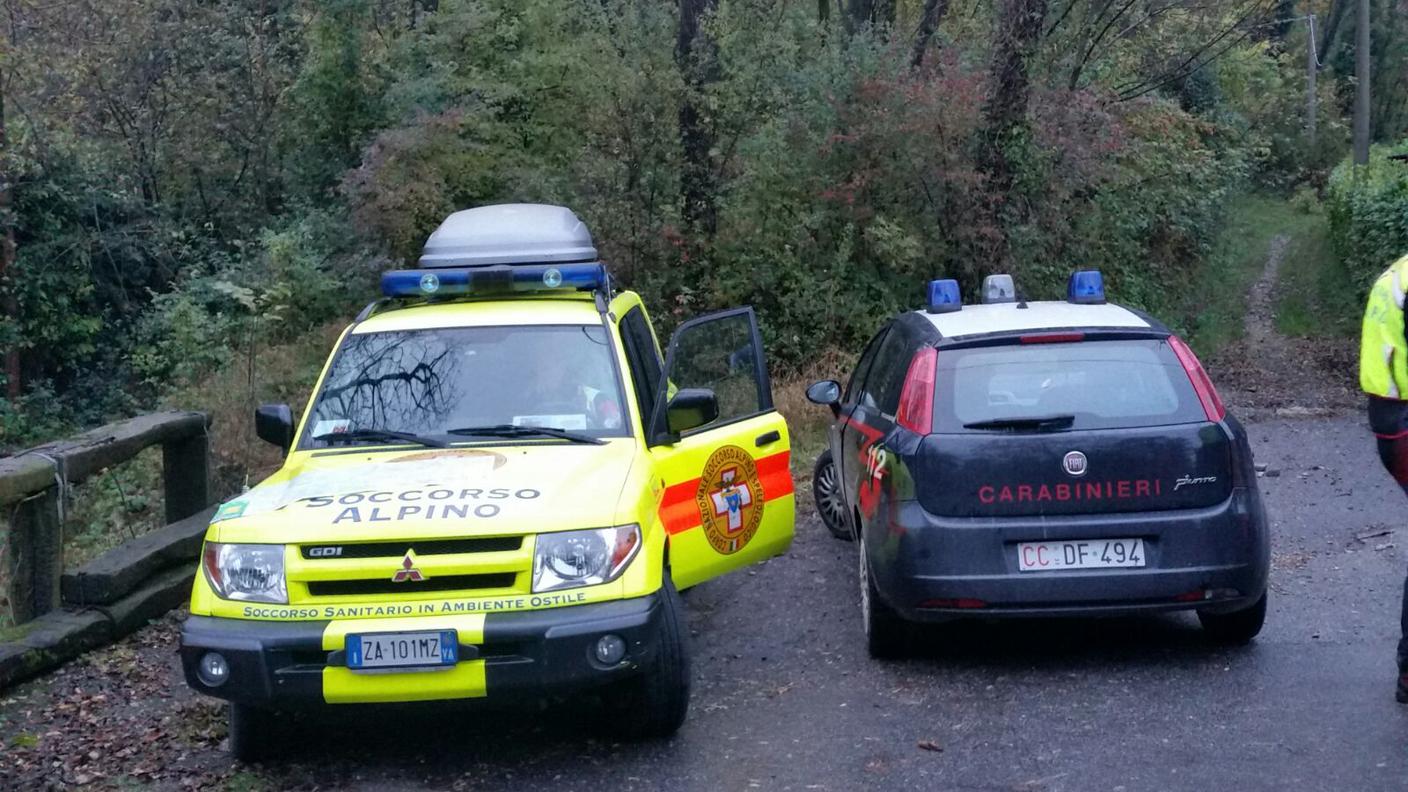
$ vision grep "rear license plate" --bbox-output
[346,630,457,670]
[1016,538,1145,572]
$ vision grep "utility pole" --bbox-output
[1307,14,1317,144]
[1353,0,1370,165]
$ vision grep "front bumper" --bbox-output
[869,490,1271,621]
[180,594,665,706]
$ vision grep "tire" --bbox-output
[1198,591,1267,645]
[228,703,280,762]
[813,449,851,540]
[612,576,691,739]
[859,540,910,659]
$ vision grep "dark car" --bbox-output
[807,272,1270,657]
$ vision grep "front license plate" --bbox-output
[1017,538,1145,572]
[346,630,458,670]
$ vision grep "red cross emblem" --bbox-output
[392,551,425,582]
[693,445,765,556]
[709,467,754,536]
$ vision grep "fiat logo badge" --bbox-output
[1062,451,1088,477]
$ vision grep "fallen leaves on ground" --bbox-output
[0,611,236,790]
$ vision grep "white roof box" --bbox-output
[418,204,598,268]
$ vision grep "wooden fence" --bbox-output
[0,412,213,688]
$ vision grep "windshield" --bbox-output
[302,324,630,448]
[934,338,1207,433]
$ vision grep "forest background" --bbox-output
[2,0,1408,516]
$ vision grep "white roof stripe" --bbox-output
[917,301,1151,338]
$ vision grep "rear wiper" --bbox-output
[314,428,448,448]
[446,424,605,446]
[963,415,1076,432]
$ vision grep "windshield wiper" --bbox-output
[446,424,605,445]
[962,414,1076,432]
[314,428,448,448]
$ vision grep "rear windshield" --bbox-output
[933,338,1207,433]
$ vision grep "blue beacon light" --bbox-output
[380,262,607,298]
[1066,270,1105,304]
[925,279,962,314]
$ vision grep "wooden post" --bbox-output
[162,432,210,525]
[5,487,62,623]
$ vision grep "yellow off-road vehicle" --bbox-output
[179,204,795,759]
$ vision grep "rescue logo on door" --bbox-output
[695,445,765,555]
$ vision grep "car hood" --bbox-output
[210,441,638,544]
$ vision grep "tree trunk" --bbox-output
[1319,0,1349,64]
[677,0,720,237]
[910,0,951,69]
[980,0,1048,266]
[1353,0,1370,162]
[0,68,19,402]
[984,0,1047,184]
[844,0,894,32]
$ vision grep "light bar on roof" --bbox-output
[381,263,607,298]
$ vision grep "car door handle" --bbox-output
[755,430,781,447]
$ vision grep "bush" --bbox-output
[1325,141,1408,294]
[1214,42,1348,188]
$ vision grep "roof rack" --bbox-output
[374,204,613,307]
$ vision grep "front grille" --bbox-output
[300,536,523,560]
[307,573,517,597]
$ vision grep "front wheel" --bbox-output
[1198,592,1267,645]
[859,543,910,659]
[227,703,281,762]
[610,577,691,739]
[813,449,850,540]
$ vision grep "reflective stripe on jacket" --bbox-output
[1360,255,1408,401]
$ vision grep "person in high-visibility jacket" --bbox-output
[1360,253,1408,701]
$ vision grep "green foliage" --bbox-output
[130,275,250,390]
[63,450,164,570]
[0,384,76,449]
[1325,141,1408,294]
[1214,41,1348,188]
[2,0,1395,449]
[1275,200,1358,339]
[283,0,388,198]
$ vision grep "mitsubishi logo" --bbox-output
[392,551,426,583]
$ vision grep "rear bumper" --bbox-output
[868,489,1270,621]
[180,594,664,706]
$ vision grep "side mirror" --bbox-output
[806,380,842,417]
[255,404,295,454]
[665,388,719,435]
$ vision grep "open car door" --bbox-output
[649,308,795,590]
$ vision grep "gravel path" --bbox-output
[1210,234,1359,418]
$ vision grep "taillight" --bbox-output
[1168,335,1225,421]
[896,347,938,434]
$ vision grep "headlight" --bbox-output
[532,525,640,593]
[202,542,287,604]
